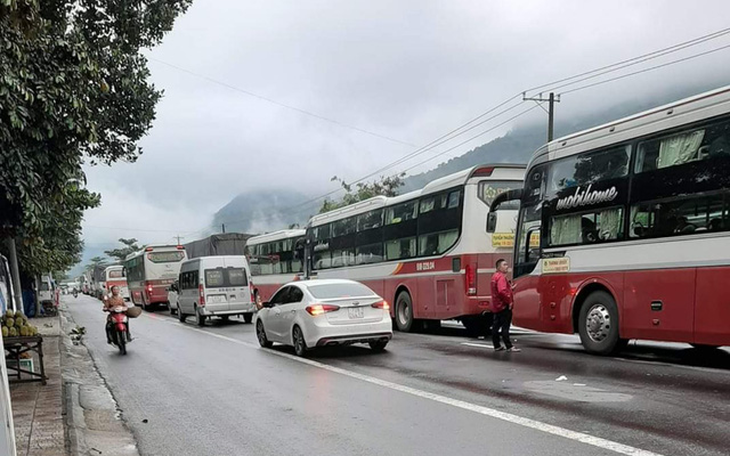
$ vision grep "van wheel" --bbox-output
[195,306,206,327]
[395,291,419,332]
[243,313,253,324]
[178,308,186,323]
[578,291,624,355]
[369,340,388,352]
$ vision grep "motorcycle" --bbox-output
[106,307,129,355]
[73,289,78,298]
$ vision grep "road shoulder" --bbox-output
[60,304,139,456]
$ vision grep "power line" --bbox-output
[251,26,730,215]
[561,42,730,95]
[149,57,416,148]
[524,26,730,95]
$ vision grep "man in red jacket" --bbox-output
[490,259,520,352]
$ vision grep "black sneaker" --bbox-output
[494,346,506,351]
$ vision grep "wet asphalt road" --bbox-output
[65,295,730,456]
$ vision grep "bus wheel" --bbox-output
[395,291,418,332]
[462,316,488,337]
[578,291,624,355]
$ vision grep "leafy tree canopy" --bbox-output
[319,174,405,214]
[104,237,140,262]
[0,0,191,275]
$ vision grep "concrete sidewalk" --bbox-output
[9,315,66,456]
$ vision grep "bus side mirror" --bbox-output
[486,212,497,233]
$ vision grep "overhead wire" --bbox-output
[149,57,416,147]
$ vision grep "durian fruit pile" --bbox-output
[1,310,39,338]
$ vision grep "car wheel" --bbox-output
[195,306,206,327]
[256,321,273,348]
[578,291,624,355]
[243,313,253,324]
[170,303,178,315]
[178,307,186,323]
[395,291,419,332]
[292,326,308,357]
[221,315,230,322]
[369,340,388,353]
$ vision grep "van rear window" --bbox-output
[204,268,248,288]
[108,270,124,279]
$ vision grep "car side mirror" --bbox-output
[262,301,273,308]
[486,212,497,233]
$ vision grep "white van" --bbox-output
[177,256,256,326]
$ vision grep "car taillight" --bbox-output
[371,300,390,310]
[305,304,340,316]
[199,284,205,306]
[465,264,477,296]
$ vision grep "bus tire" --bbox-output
[243,313,253,324]
[395,291,419,332]
[578,291,624,355]
[462,315,489,337]
[691,343,720,351]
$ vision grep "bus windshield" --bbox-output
[148,251,185,263]
[478,180,523,210]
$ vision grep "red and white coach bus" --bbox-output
[491,85,730,354]
[103,265,129,301]
[124,245,188,310]
[305,164,525,333]
[246,229,306,303]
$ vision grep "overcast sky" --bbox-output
[81,0,730,255]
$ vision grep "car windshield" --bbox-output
[307,282,376,299]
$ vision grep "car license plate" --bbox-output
[348,307,364,319]
[208,295,226,304]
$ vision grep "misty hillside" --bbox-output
[211,189,310,234]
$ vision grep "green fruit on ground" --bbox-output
[1,327,8,337]
[6,318,14,328]
[15,319,23,328]
[19,327,28,337]
[5,310,14,318]
[8,327,18,337]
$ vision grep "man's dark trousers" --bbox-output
[492,309,513,349]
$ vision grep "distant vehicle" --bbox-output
[177,255,256,326]
[255,279,392,357]
[303,164,525,334]
[491,85,730,354]
[37,274,55,306]
[166,280,179,315]
[103,265,129,301]
[124,245,187,311]
[0,255,15,315]
[246,229,306,303]
[90,264,108,299]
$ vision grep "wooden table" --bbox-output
[4,335,47,385]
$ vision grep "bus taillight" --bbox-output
[465,264,477,296]
[145,283,153,295]
[198,284,205,306]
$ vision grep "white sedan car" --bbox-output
[255,279,393,357]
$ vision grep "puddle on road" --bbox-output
[523,380,633,403]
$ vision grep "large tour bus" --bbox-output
[246,229,306,303]
[124,245,188,310]
[491,85,730,354]
[305,164,525,333]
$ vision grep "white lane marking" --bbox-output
[143,315,665,456]
[461,342,497,349]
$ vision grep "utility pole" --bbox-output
[173,235,184,246]
[5,238,23,314]
[221,224,226,234]
[523,92,560,142]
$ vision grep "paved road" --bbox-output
[65,295,730,456]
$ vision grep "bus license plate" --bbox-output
[348,307,364,319]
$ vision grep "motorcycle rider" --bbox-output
[103,286,131,343]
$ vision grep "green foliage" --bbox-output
[104,238,140,262]
[0,0,191,275]
[85,256,107,271]
[319,173,405,214]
